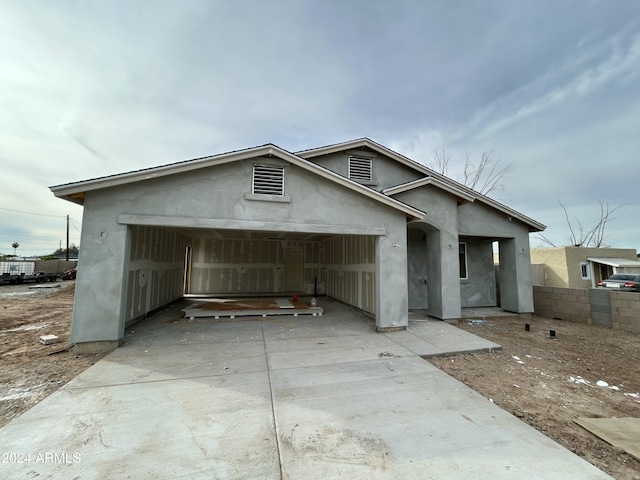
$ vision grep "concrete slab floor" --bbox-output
[0,299,611,479]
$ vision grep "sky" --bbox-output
[1,0,639,257]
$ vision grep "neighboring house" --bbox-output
[51,138,545,351]
[530,246,640,289]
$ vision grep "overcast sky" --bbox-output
[1,0,639,256]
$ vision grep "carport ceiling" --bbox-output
[177,228,337,242]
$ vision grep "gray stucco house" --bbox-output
[51,138,545,351]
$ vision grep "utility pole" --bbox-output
[66,215,70,261]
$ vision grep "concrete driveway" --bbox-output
[1,299,611,479]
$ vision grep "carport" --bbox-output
[51,144,423,352]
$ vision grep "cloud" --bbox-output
[1,1,639,254]
[467,29,640,141]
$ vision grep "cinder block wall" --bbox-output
[532,286,591,323]
[34,260,77,274]
[611,291,640,333]
[534,286,640,332]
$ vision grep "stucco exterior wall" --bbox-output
[72,155,410,346]
[529,248,569,287]
[530,247,638,288]
[308,150,422,192]
[71,191,130,345]
[397,186,460,319]
[459,201,534,313]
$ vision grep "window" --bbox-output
[459,243,468,279]
[348,156,373,182]
[580,261,590,280]
[252,164,284,196]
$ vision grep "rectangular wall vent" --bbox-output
[348,156,372,182]
[252,164,284,195]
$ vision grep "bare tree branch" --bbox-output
[428,147,510,196]
[557,200,625,247]
[558,200,580,246]
[534,233,558,247]
[431,146,451,176]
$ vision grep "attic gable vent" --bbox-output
[252,164,284,196]
[348,156,372,182]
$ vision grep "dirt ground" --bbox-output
[0,282,106,428]
[1,286,639,478]
[430,315,640,480]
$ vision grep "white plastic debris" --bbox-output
[39,334,60,345]
[569,376,592,386]
[596,380,609,387]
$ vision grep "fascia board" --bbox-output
[300,138,545,232]
[383,177,476,202]
[50,143,425,220]
[478,196,546,232]
[50,145,277,197]
[276,148,425,219]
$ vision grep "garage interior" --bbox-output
[124,225,377,327]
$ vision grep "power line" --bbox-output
[69,217,82,233]
[0,207,67,218]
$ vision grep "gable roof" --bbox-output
[50,143,425,219]
[382,177,476,203]
[297,137,545,232]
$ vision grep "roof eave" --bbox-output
[383,177,476,203]
[50,144,279,199]
[298,138,545,231]
[50,143,425,219]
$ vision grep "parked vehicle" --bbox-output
[33,272,59,283]
[61,268,77,280]
[597,274,640,292]
[0,261,58,285]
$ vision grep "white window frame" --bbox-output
[459,242,468,279]
[348,156,373,182]
[580,261,591,280]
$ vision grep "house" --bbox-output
[530,246,640,289]
[51,138,545,352]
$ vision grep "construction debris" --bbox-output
[39,334,60,345]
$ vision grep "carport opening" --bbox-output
[124,225,378,325]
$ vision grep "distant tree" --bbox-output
[429,146,511,197]
[535,200,624,248]
[42,244,80,260]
